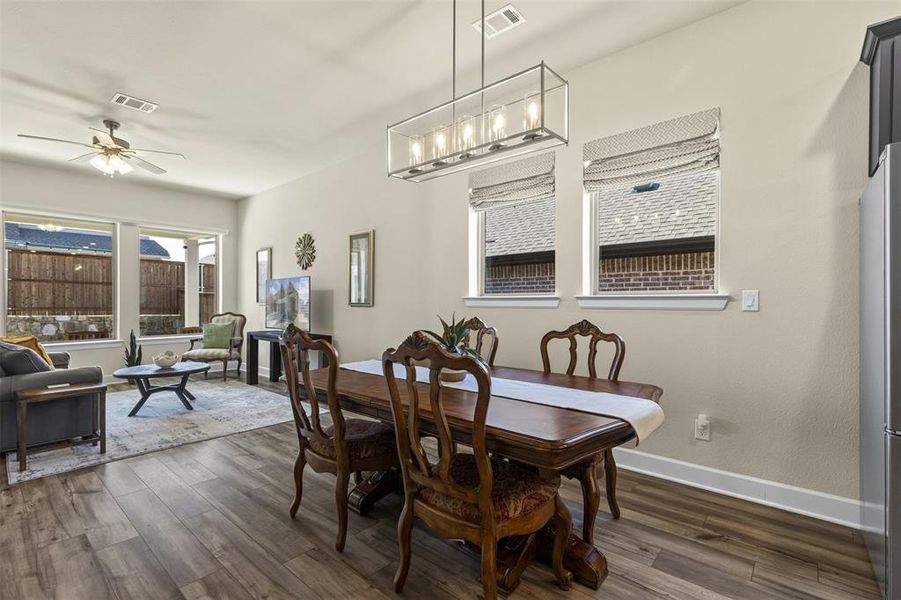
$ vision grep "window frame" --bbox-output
[578,170,729,311]
[464,205,560,309]
[137,226,222,338]
[1,209,119,344]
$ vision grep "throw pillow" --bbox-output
[202,321,236,349]
[1,335,53,367]
[0,347,52,375]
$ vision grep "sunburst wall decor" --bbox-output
[295,233,316,270]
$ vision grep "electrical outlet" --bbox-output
[694,414,711,441]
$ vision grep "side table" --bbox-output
[15,383,107,472]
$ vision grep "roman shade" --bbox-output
[583,108,720,192]
[468,152,555,211]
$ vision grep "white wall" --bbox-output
[237,0,897,506]
[0,157,239,378]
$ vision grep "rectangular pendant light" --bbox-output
[387,62,569,182]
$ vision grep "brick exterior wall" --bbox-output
[599,250,715,292]
[484,261,555,294]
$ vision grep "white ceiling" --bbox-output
[0,1,743,198]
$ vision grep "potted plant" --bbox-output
[124,329,143,366]
[423,314,483,382]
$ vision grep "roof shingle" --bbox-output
[4,223,170,257]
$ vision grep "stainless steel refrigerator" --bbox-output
[862,141,901,599]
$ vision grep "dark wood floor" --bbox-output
[0,378,880,599]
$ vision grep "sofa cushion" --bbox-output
[1,335,53,367]
[0,347,52,376]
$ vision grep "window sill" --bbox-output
[44,339,123,352]
[463,295,560,309]
[576,293,730,311]
[138,335,201,346]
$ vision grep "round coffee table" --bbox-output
[113,361,211,417]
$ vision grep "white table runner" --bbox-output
[340,360,664,444]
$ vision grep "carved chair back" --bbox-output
[540,319,626,380]
[280,323,347,463]
[464,317,499,367]
[382,331,494,519]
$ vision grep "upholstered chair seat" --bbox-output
[306,418,397,461]
[418,454,560,524]
[182,347,239,361]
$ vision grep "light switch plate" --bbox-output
[741,290,759,312]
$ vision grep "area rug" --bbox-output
[6,379,296,485]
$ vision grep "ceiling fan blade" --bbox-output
[18,134,97,149]
[126,148,186,160]
[129,155,166,175]
[68,151,100,164]
[88,127,119,148]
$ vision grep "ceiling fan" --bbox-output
[17,119,185,177]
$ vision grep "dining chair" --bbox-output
[280,323,399,552]
[539,319,626,542]
[464,316,499,367]
[383,331,572,600]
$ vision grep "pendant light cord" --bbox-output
[452,0,456,99]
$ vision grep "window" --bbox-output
[595,170,717,292]
[139,228,217,336]
[483,199,555,294]
[3,213,115,342]
[470,152,556,296]
[584,108,720,295]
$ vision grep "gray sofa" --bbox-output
[0,346,104,453]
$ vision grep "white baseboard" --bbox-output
[614,447,861,529]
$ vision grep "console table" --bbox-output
[246,330,333,385]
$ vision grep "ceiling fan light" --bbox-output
[117,159,133,175]
[90,154,114,175]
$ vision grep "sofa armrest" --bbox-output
[2,367,103,396]
[48,351,71,369]
[187,337,203,351]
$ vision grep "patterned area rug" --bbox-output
[6,379,295,485]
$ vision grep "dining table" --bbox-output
[305,364,663,592]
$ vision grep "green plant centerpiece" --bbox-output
[423,314,482,382]
[124,329,143,367]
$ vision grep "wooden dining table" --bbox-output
[306,364,663,592]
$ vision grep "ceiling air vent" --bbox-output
[472,4,525,39]
[110,93,158,113]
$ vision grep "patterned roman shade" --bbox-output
[468,152,555,211]
[583,108,720,192]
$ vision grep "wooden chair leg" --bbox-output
[580,458,601,544]
[335,468,350,552]
[236,358,242,378]
[604,448,621,519]
[289,450,306,518]
[551,496,574,590]
[480,529,498,600]
[222,359,228,382]
[394,497,414,592]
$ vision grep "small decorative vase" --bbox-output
[440,369,467,383]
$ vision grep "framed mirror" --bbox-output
[256,247,271,304]
[349,230,374,306]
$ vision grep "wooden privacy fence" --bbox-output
[6,249,216,322]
